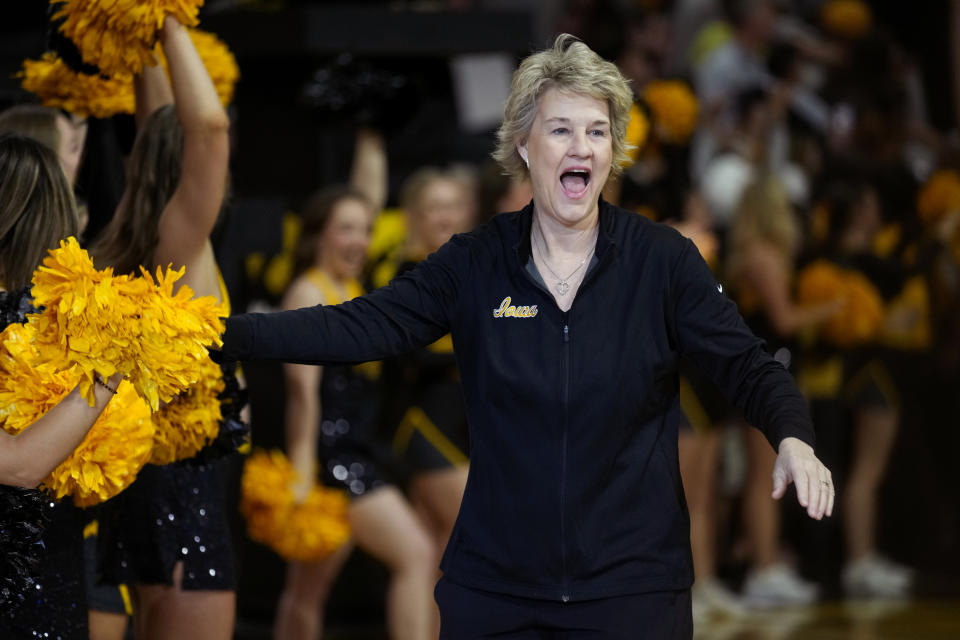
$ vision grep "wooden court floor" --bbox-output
[236,599,960,639]
[694,600,960,640]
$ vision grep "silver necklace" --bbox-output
[532,223,594,296]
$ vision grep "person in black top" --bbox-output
[276,187,440,640]
[218,35,834,637]
[0,133,122,639]
[811,178,914,598]
[380,167,475,551]
[90,16,237,640]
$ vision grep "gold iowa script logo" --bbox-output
[492,296,538,318]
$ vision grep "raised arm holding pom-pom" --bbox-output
[89,14,238,640]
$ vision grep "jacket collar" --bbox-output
[512,197,616,263]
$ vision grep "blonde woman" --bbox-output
[219,36,833,636]
[386,167,475,550]
[726,176,842,607]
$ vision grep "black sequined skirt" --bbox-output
[97,459,236,590]
[0,491,87,639]
[317,365,394,498]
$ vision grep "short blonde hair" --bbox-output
[726,175,800,282]
[493,34,634,180]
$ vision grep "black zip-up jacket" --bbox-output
[221,200,815,601]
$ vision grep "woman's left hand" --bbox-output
[772,437,835,520]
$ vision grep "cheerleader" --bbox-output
[0,132,122,638]
[813,177,914,598]
[275,187,439,640]
[380,167,475,565]
[90,15,236,640]
[725,175,843,607]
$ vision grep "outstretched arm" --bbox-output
[0,373,121,488]
[671,238,833,520]
[221,233,472,366]
[153,15,230,270]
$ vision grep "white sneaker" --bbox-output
[842,554,914,599]
[742,563,820,608]
[692,577,748,619]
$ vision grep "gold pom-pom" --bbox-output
[20,27,237,118]
[881,275,930,350]
[623,102,650,165]
[240,450,351,563]
[19,53,134,119]
[872,223,901,259]
[797,260,884,347]
[642,80,699,145]
[839,270,885,346]
[28,237,225,410]
[820,0,873,40]
[50,0,204,77]
[0,323,155,507]
[150,356,224,465]
[45,380,154,507]
[0,323,76,433]
[917,170,960,226]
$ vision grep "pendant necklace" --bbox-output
[532,222,595,296]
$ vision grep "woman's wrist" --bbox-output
[93,372,118,396]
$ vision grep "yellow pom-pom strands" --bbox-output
[623,102,650,166]
[21,28,238,117]
[917,170,960,227]
[241,450,351,563]
[820,0,873,41]
[49,0,204,77]
[19,53,135,119]
[797,260,884,347]
[0,324,155,507]
[0,323,76,434]
[28,237,226,410]
[642,80,699,145]
[151,357,224,465]
[44,380,154,507]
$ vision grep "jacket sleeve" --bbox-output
[669,239,816,450]
[219,234,470,366]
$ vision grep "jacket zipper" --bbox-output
[557,249,613,603]
[514,236,614,603]
[560,318,570,603]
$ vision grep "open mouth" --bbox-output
[560,169,591,198]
